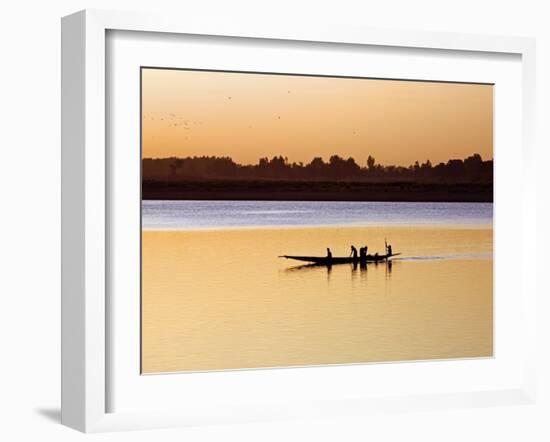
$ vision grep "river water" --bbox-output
[141,201,493,373]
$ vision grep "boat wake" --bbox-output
[393,252,492,261]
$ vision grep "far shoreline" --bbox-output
[142,180,493,203]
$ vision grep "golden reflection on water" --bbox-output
[142,226,493,373]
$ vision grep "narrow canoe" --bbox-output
[279,253,401,265]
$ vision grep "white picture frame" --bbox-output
[61,9,538,433]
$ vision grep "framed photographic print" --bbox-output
[61,9,538,432]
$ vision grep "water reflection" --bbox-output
[351,262,359,282]
[283,259,395,280]
[143,227,493,373]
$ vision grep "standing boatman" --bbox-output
[385,238,393,257]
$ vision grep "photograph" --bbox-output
[140,67,493,374]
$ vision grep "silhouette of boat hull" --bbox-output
[280,253,401,265]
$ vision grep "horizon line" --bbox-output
[142,153,493,169]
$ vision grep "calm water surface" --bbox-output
[141,201,493,373]
[142,200,493,229]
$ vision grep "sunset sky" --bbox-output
[141,68,493,166]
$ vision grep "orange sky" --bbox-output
[142,68,493,166]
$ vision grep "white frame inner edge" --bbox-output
[61,9,537,433]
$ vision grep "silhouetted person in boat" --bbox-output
[326,248,332,260]
[350,245,358,259]
[387,244,393,256]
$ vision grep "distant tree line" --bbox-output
[142,153,492,184]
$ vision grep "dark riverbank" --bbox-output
[142,180,493,202]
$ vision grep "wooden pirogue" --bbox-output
[279,253,401,265]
